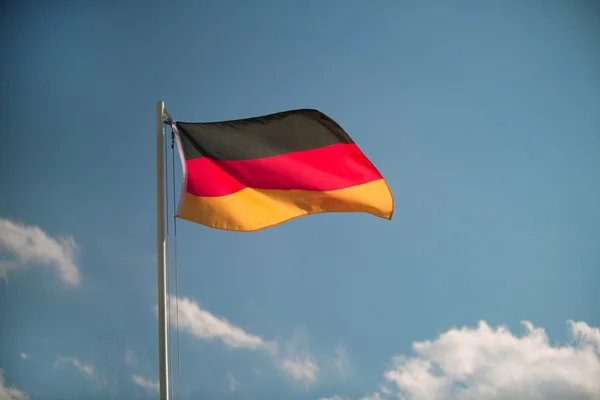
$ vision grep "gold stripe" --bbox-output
[178,178,394,232]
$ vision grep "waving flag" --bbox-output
[172,109,393,231]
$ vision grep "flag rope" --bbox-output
[164,124,174,400]
[170,125,183,400]
[161,106,182,400]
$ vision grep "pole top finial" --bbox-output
[163,109,173,125]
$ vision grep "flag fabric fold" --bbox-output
[172,109,394,232]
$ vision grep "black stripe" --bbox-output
[175,109,354,161]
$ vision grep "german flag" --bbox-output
[172,109,394,232]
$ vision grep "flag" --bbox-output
[171,109,394,232]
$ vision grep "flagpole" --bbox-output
[156,100,170,400]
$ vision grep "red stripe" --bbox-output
[185,143,383,197]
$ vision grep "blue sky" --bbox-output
[1,1,599,399]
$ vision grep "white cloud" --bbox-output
[160,296,324,386]
[124,347,135,365]
[379,385,392,396]
[132,374,159,393]
[321,320,600,400]
[227,372,238,392]
[0,369,28,400]
[54,357,105,387]
[361,393,384,400]
[334,346,349,378]
[280,355,319,385]
[320,392,383,400]
[19,353,28,361]
[0,219,80,285]
[569,320,600,351]
[166,296,277,353]
[0,261,12,284]
[277,325,320,385]
[383,319,600,400]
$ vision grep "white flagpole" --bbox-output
[156,100,170,400]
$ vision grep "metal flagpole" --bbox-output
[156,100,170,400]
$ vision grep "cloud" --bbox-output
[227,372,238,392]
[276,325,320,385]
[280,355,319,385]
[569,320,600,351]
[334,346,349,378]
[161,296,323,385]
[19,353,28,361]
[165,296,277,353]
[384,319,600,400]
[132,375,159,394]
[0,369,29,400]
[54,357,105,387]
[0,219,80,285]
[321,320,600,400]
[361,394,384,400]
[378,385,392,397]
[124,347,135,366]
[0,261,12,284]
[320,393,383,400]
